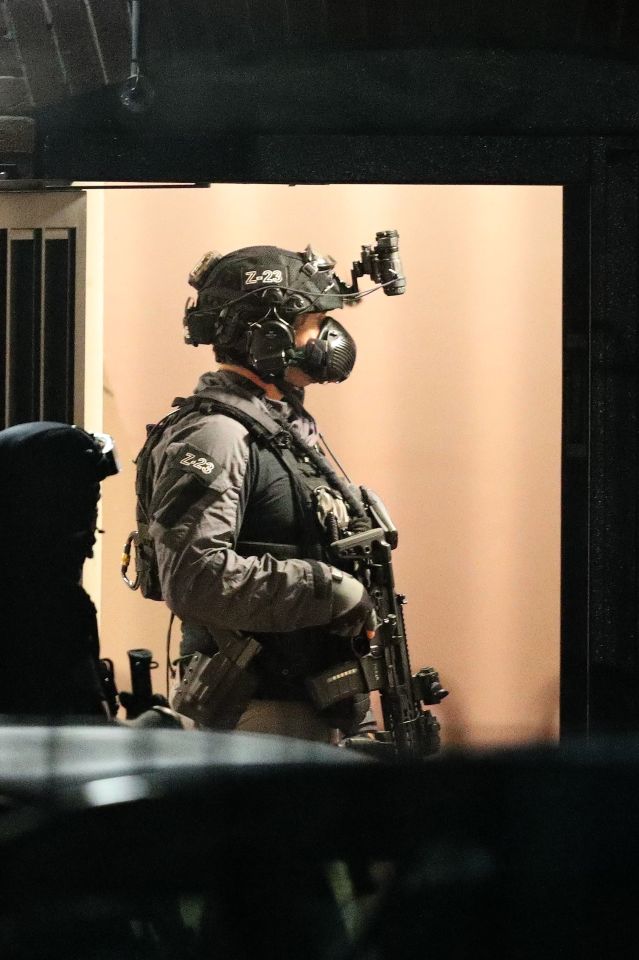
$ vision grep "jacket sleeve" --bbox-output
[150,412,335,632]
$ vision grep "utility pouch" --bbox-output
[172,636,262,728]
[306,654,385,710]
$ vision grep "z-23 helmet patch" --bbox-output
[175,444,223,484]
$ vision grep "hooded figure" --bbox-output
[0,422,119,719]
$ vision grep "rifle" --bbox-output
[119,648,169,720]
[307,489,448,759]
[97,657,119,719]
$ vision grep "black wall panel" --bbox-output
[1,226,75,428]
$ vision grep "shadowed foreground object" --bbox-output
[0,728,639,958]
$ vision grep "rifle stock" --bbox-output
[119,648,169,719]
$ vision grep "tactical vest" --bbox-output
[122,382,365,601]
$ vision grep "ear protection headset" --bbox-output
[247,307,297,381]
[210,287,299,380]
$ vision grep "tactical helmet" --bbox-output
[184,245,350,348]
[200,244,344,309]
[0,422,119,574]
[0,421,118,485]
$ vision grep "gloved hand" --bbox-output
[118,706,185,729]
[323,693,371,737]
[329,570,378,638]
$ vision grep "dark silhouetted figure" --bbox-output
[0,421,119,720]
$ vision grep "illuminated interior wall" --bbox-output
[97,183,562,746]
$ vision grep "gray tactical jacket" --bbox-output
[149,370,339,658]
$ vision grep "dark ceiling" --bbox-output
[1,0,637,181]
[138,0,639,60]
[1,0,639,116]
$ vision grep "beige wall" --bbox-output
[97,183,562,746]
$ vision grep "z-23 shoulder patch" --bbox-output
[174,444,224,484]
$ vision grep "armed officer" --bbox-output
[0,421,119,718]
[132,237,405,742]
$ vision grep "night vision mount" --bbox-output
[348,229,406,298]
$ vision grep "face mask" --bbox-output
[292,316,357,383]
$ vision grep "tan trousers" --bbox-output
[235,699,336,744]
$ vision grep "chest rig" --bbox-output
[234,401,366,565]
[122,380,368,601]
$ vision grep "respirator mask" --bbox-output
[287,316,357,383]
[182,230,405,383]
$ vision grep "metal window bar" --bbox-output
[0,229,6,427]
[2,227,75,429]
[42,229,75,424]
[7,229,41,426]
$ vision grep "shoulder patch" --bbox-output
[174,444,224,484]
